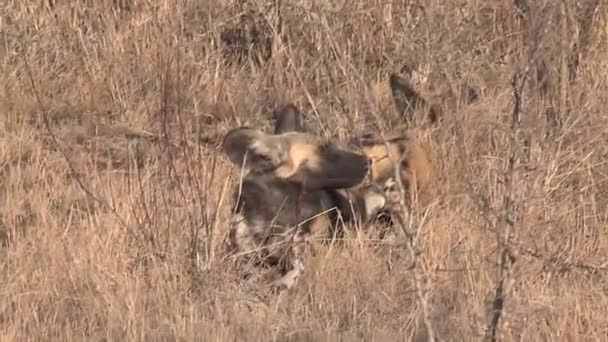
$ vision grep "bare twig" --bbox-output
[485,72,529,342]
[19,46,130,231]
[387,147,436,342]
[319,18,437,338]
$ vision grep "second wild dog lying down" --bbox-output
[223,105,387,290]
[351,73,439,210]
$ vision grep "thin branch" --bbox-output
[485,72,528,342]
[321,22,437,339]
[388,149,435,342]
[19,47,129,231]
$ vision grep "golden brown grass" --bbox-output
[1,1,608,340]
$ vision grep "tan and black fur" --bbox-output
[356,131,435,208]
[352,71,478,224]
[223,104,387,290]
[350,73,442,210]
[223,128,370,191]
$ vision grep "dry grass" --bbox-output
[1,0,608,340]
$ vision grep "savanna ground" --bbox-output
[1,1,608,341]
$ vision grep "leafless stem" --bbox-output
[386,144,435,342]
[485,72,528,342]
[328,23,436,337]
[558,0,570,117]
[19,45,129,230]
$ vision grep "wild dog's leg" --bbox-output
[378,176,411,243]
[271,185,308,290]
[271,231,306,290]
[229,213,266,280]
[377,177,408,271]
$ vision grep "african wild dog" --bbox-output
[223,105,387,290]
[223,71,477,289]
[351,73,440,212]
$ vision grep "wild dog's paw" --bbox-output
[383,177,402,205]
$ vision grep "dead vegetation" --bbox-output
[1,0,608,340]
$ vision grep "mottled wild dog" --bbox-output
[352,73,441,212]
[223,104,387,290]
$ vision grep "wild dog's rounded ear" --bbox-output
[389,73,441,125]
[389,73,419,122]
[222,127,261,167]
[291,144,370,190]
[222,127,285,172]
[273,104,304,134]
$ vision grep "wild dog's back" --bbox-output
[234,171,340,237]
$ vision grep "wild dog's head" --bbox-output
[350,72,443,201]
[222,106,369,190]
[357,69,479,204]
[354,132,411,185]
[269,104,391,225]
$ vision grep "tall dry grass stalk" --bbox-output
[1,0,608,340]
